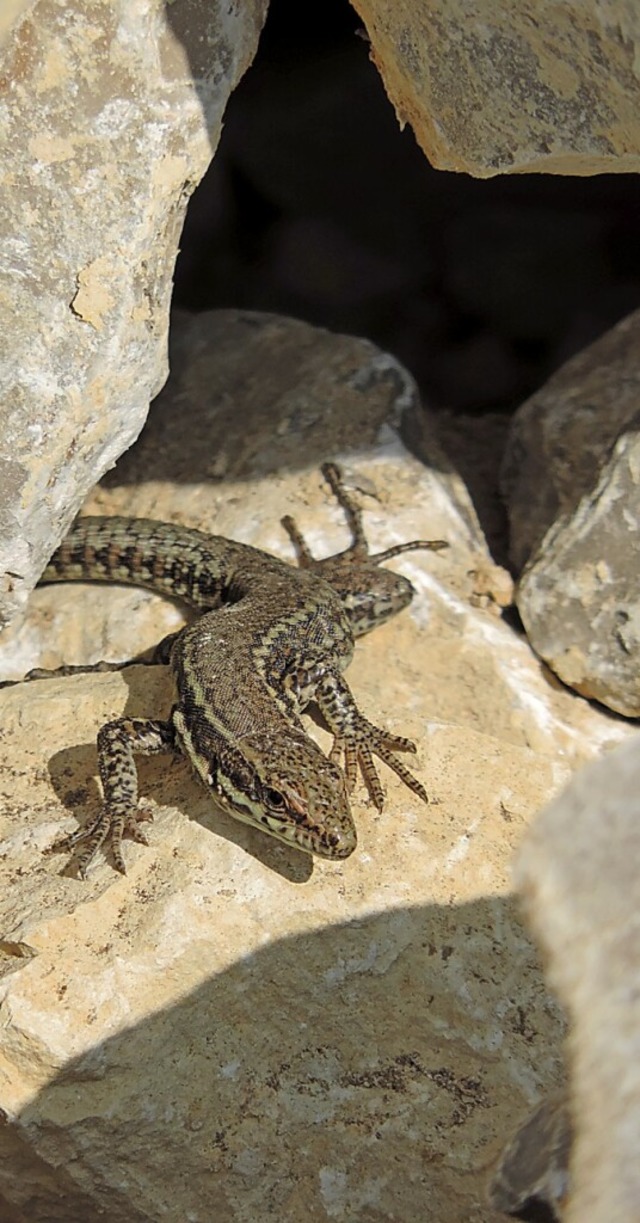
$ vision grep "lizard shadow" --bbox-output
[46,739,314,884]
[44,663,314,885]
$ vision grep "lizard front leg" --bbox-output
[50,717,177,877]
[314,670,428,809]
[2,630,182,686]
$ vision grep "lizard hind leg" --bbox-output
[282,462,372,572]
[280,462,369,569]
[321,461,448,565]
[319,461,370,559]
[282,462,448,573]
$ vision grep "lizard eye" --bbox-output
[264,787,286,811]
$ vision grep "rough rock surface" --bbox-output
[512,736,640,1223]
[0,311,631,1221]
[350,0,640,176]
[502,310,640,571]
[0,0,267,630]
[489,1091,571,1219]
[502,309,640,717]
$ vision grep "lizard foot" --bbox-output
[317,670,428,809]
[48,803,155,878]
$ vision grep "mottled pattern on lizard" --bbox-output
[35,463,447,876]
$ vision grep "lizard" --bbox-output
[14,463,447,877]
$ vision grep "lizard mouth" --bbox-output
[211,787,357,859]
[256,808,357,859]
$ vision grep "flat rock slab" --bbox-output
[0,311,630,1221]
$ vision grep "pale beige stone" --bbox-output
[0,310,631,1221]
[0,0,267,630]
[351,0,640,176]
[0,1,33,41]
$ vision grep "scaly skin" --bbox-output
[37,463,447,876]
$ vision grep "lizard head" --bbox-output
[173,709,357,859]
[259,756,357,859]
[218,737,358,859]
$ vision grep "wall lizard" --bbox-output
[18,463,447,876]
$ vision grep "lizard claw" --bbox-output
[330,721,427,809]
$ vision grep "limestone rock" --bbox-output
[512,737,640,1223]
[350,1,640,176]
[502,310,640,716]
[0,309,631,1221]
[0,0,267,631]
[502,310,640,571]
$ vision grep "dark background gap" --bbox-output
[172,0,640,559]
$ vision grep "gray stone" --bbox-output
[513,736,640,1223]
[489,1092,571,1219]
[350,0,640,176]
[0,0,267,631]
[502,310,640,716]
